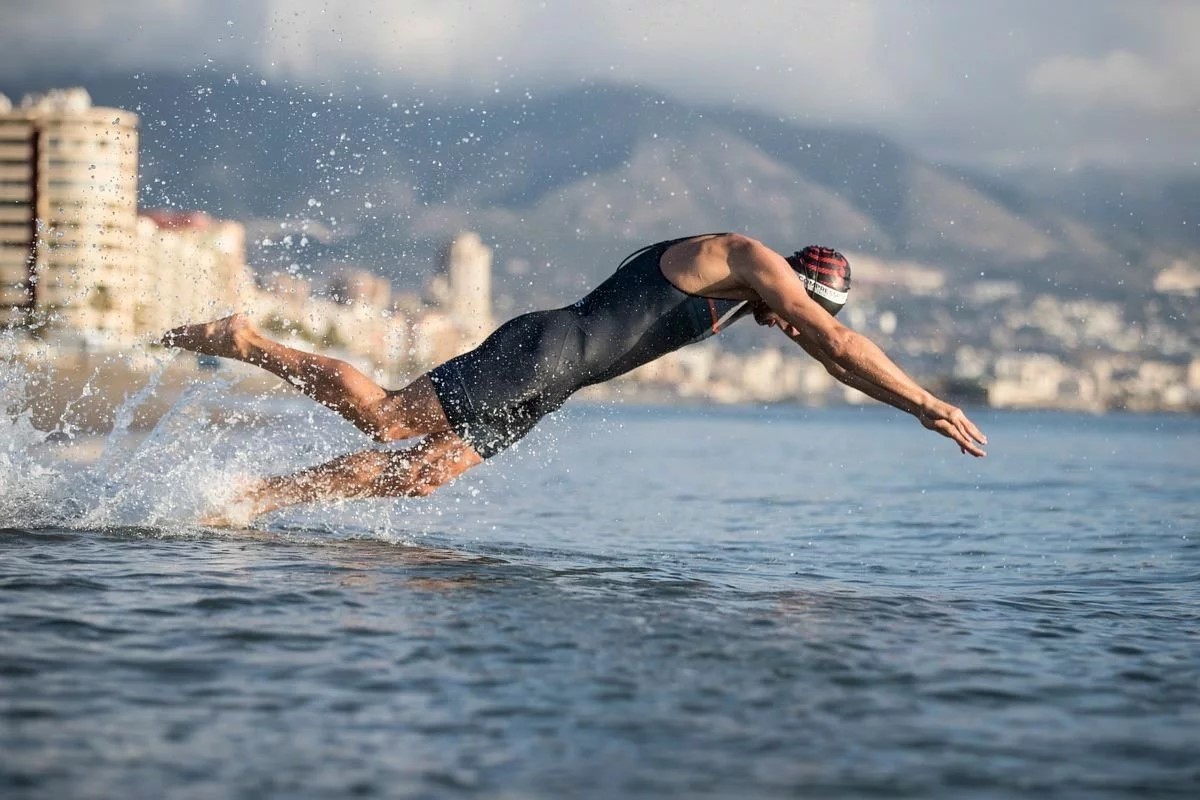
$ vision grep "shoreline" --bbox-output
[4,351,1196,438]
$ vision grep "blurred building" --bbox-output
[135,210,255,341]
[427,231,495,343]
[419,231,496,364]
[0,89,139,341]
[988,352,1102,412]
[328,266,392,310]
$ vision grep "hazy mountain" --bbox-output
[4,70,1190,308]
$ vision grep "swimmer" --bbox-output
[163,233,987,521]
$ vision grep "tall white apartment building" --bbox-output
[0,89,139,341]
[427,231,495,347]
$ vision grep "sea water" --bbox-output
[1,359,1197,798]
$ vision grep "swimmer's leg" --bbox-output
[162,314,450,442]
[220,431,483,523]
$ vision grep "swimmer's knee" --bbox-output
[350,396,394,442]
[362,381,451,443]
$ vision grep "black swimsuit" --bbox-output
[428,235,750,457]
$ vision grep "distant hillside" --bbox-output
[4,70,1190,308]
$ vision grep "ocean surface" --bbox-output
[1,361,1198,798]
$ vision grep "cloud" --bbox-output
[0,0,258,71]
[257,1,535,81]
[246,1,902,127]
[1015,4,1200,168]
[1,0,1196,169]
[1029,50,1194,114]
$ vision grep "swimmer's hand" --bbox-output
[919,402,988,457]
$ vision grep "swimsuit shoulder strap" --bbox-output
[616,232,730,269]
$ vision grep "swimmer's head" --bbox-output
[786,246,851,316]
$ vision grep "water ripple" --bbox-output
[1,403,1197,797]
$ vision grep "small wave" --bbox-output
[0,575,111,593]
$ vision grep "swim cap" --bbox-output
[788,246,851,316]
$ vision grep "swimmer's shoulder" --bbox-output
[662,233,761,299]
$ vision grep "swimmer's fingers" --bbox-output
[955,424,984,455]
[932,418,986,457]
[956,411,988,448]
[922,406,987,457]
[951,409,988,457]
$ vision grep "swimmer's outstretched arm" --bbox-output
[726,235,988,456]
[783,325,986,455]
[784,326,918,411]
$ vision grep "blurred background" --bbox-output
[1,0,1197,423]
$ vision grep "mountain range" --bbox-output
[4,70,1196,309]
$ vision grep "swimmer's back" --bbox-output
[569,235,749,387]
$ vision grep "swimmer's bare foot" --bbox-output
[200,475,267,528]
[161,314,256,360]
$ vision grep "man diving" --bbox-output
[163,233,987,522]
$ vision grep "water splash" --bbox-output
[0,341,463,543]
[0,357,69,528]
[0,344,271,532]
[78,372,238,530]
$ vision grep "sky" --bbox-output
[2,0,1197,172]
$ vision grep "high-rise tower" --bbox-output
[427,231,495,345]
[445,231,494,334]
[0,88,138,335]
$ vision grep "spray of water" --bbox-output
[1,350,237,530]
[0,337,492,545]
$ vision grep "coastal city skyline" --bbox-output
[0,88,498,382]
[0,86,1197,414]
